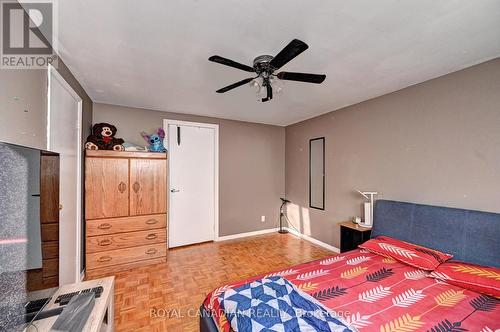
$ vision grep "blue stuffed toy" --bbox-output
[141,128,167,152]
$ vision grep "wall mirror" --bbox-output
[309,137,325,210]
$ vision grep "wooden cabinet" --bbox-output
[85,151,167,277]
[129,159,167,216]
[85,158,129,220]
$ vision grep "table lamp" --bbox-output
[356,190,378,227]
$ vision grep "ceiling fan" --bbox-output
[208,39,326,102]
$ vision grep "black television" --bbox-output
[0,142,60,331]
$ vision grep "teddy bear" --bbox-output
[85,123,125,151]
[141,128,167,152]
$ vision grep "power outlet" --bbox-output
[261,215,266,222]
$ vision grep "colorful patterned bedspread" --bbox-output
[220,276,354,331]
[203,249,500,332]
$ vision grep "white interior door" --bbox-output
[167,122,217,247]
[48,66,82,284]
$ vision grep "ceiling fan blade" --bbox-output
[269,39,309,70]
[216,77,254,93]
[276,72,326,84]
[209,55,255,72]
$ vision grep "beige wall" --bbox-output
[93,103,286,236]
[0,69,48,149]
[285,58,500,249]
[0,60,93,150]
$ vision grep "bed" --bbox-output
[200,200,500,331]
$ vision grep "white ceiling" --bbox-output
[55,0,500,126]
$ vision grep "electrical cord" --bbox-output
[275,204,301,234]
[283,213,301,233]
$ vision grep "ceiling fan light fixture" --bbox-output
[250,76,263,89]
[208,39,326,102]
[270,76,284,94]
[251,77,268,101]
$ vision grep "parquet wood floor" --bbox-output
[86,233,336,332]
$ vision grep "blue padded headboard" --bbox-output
[371,200,500,268]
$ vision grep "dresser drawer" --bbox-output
[86,243,166,270]
[87,229,166,253]
[86,214,166,236]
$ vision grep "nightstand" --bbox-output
[339,221,372,253]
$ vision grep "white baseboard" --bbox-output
[285,227,340,253]
[216,228,278,241]
[215,227,340,254]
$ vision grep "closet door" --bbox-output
[130,158,167,216]
[85,158,129,219]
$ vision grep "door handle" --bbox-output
[133,182,140,193]
[170,189,180,193]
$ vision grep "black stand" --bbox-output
[278,199,289,234]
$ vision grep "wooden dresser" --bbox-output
[85,151,167,277]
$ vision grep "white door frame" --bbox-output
[163,119,220,242]
[47,64,83,283]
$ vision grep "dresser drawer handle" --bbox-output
[97,223,112,230]
[146,248,157,255]
[97,256,112,262]
[132,182,140,193]
[145,234,157,240]
[145,219,158,225]
[98,239,112,246]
